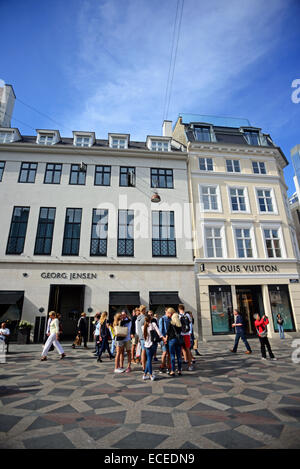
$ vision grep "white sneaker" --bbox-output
[188,366,194,371]
[271,358,277,361]
[114,368,125,373]
[261,358,267,360]
[150,374,157,381]
[143,375,150,380]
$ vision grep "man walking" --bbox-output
[77,312,88,348]
[158,308,172,373]
[230,309,252,354]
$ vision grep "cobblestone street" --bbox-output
[1,338,300,449]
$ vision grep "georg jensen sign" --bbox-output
[41,272,98,280]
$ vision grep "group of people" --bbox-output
[92,304,198,381]
[38,305,287,370]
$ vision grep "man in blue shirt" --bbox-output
[230,309,252,354]
[158,308,172,372]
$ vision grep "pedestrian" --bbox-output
[44,311,54,352]
[130,308,140,363]
[41,312,65,361]
[108,321,116,356]
[78,312,88,348]
[254,314,277,360]
[0,322,10,361]
[158,308,172,373]
[148,311,158,361]
[277,314,285,339]
[113,311,132,373]
[93,313,101,356]
[178,304,194,370]
[136,305,147,372]
[165,310,182,377]
[230,309,252,355]
[143,315,165,381]
[97,312,114,362]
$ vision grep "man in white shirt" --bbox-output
[0,322,10,363]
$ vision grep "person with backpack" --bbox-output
[158,308,172,373]
[178,304,193,371]
[142,315,165,381]
[254,314,276,360]
[165,310,182,377]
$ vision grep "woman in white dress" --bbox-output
[41,311,65,361]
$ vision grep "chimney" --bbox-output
[162,120,172,137]
[0,84,16,128]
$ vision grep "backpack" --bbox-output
[180,314,190,334]
[159,315,169,336]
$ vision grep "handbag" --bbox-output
[114,325,128,338]
[256,326,268,338]
[74,334,82,346]
[150,328,160,344]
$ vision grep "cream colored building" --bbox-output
[0,124,197,341]
[170,114,300,341]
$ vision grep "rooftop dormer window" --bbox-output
[146,136,171,152]
[73,131,95,147]
[0,129,20,143]
[36,130,60,145]
[108,134,129,149]
[194,126,212,142]
[243,130,260,146]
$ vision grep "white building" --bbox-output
[0,125,197,341]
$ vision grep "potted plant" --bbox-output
[17,320,33,344]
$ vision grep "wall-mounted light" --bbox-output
[109,274,115,279]
[23,273,29,278]
[88,307,93,313]
[39,307,45,313]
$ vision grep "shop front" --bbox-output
[197,260,300,341]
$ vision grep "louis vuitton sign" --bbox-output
[216,264,278,273]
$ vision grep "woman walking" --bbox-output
[165,310,183,377]
[254,314,276,361]
[143,315,165,381]
[97,312,114,362]
[41,311,65,361]
[113,313,125,373]
[277,314,285,339]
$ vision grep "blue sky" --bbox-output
[1,0,299,195]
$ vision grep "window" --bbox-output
[252,161,266,174]
[226,159,240,173]
[0,132,13,143]
[205,227,223,258]
[44,163,62,184]
[34,208,56,255]
[90,209,108,256]
[244,130,260,145]
[263,228,282,258]
[118,210,134,256]
[18,162,38,183]
[152,211,176,257]
[6,207,30,254]
[151,140,169,152]
[200,185,220,211]
[151,168,173,189]
[256,189,274,213]
[75,136,91,147]
[209,286,233,335]
[38,134,54,145]
[194,126,211,142]
[62,208,82,255]
[94,166,111,186]
[111,138,126,149]
[0,161,5,181]
[69,164,86,185]
[234,228,253,258]
[229,187,248,212]
[269,285,296,332]
[119,167,135,187]
[199,157,213,171]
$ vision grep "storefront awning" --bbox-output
[109,291,140,306]
[0,291,24,305]
[149,291,181,305]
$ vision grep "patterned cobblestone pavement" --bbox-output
[1,338,300,449]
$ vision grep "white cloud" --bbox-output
[62,0,289,140]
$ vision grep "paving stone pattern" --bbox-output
[1,338,300,449]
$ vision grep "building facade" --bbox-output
[171,114,300,341]
[0,124,197,341]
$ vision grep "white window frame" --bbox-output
[232,222,257,259]
[73,131,95,147]
[198,157,214,172]
[252,160,267,174]
[108,134,129,149]
[202,221,227,259]
[198,184,222,213]
[255,187,278,215]
[226,159,241,173]
[151,140,170,152]
[260,223,286,259]
[37,133,55,145]
[228,185,251,214]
